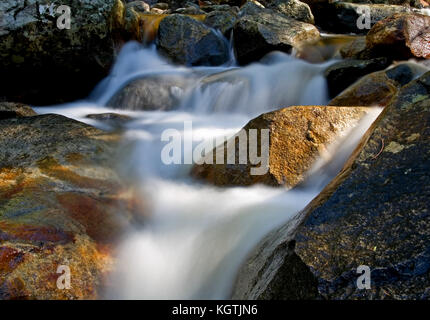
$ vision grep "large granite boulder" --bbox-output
[191,106,371,188]
[0,0,138,105]
[0,114,136,299]
[233,71,430,300]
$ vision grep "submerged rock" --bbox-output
[329,63,428,106]
[0,0,136,105]
[324,58,391,99]
[0,114,135,299]
[156,14,229,66]
[366,13,430,59]
[191,106,370,188]
[233,72,430,300]
[233,5,320,64]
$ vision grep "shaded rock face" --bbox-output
[0,114,134,299]
[366,13,430,59]
[233,5,320,64]
[0,0,130,105]
[191,106,370,188]
[329,63,428,106]
[324,58,391,99]
[156,14,230,66]
[0,102,37,119]
[233,72,430,300]
[108,74,195,110]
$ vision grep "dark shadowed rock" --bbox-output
[156,14,229,66]
[0,114,136,299]
[191,106,370,188]
[233,5,320,64]
[324,58,391,99]
[233,71,430,300]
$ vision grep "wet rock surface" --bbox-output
[0,114,135,299]
[192,106,370,188]
[233,72,430,300]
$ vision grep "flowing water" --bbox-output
[35,41,383,299]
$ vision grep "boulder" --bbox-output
[0,102,37,119]
[329,63,429,106]
[340,36,367,58]
[107,74,195,110]
[366,13,430,59]
[233,5,320,64]
[0,0,136,105]
[191,106,371,188]
[156,14,230,65]
[312,2,421,34]
[0,114,136,299]
[324,58,391,99]
[260,0,315,24]
[233,71,430,300]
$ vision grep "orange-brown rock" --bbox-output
[191,106,371,188]
[366,13,430,59]
[0,114,136,299]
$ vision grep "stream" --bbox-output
[35,41,382,299]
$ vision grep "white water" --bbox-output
[35,41,382,299]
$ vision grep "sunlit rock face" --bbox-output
[192,105,371,188]
[0,113,136,299]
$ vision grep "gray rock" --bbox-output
[0,0,130,105]
[233,5,320,64]
[156,14,230,66]
[261,0,315,24]
[204,10,238,36]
